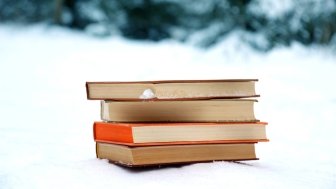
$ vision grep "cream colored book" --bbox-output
[101,99,258,122]
[96,142,258,167]
[86,79,259,100]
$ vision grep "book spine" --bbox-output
[101,100,109,121]
[93,122,134,143]
[85,82,90,99]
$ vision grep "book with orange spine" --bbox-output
[93,122,268,146]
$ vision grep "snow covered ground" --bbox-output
[0,24,335,189]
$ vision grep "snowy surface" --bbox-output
[1,24,336,189]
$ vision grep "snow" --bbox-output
[139,89,156,99]
[1,24,336,189]
[249,0,294,18]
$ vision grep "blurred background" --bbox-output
[1,1,336,188]
[1,0,335,51]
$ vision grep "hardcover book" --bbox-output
[86,79,258,100]
[93,122,268,145]
[96,142,258,167]
[101,99,258,122]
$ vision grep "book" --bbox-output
[101,99,258,122]
[93,122,268,145]
[86,79,258,100]
[96,142,258,166]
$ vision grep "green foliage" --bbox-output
[116,0,183,40]
[0,0,54,22]
[0,0,335,50]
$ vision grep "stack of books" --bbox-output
[86,79,268,167]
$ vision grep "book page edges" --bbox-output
[107,158,259,167]
[94,121,268,127]
[94,139,268,147]
[86,79,258,84]
[90,95,260,101]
